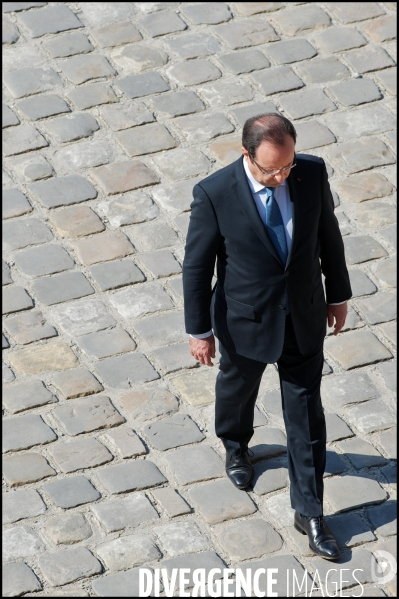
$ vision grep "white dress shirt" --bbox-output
[190,157,344,339]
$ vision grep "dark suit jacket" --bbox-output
[183,154,352,363]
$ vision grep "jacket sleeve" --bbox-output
[318,159,352,304]
[183,183,222,335]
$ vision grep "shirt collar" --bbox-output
[243,156,287,193]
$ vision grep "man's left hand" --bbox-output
[327,302,348,335]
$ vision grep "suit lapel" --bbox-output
[286,163,303,266]
[231,158,283,265]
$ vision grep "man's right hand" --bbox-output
[189,334,216,367]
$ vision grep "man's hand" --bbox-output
[189,334,216,366]
[327,302,348,336]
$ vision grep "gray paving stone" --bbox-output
[328,78,382,107]
[161,552,225,588]
[49,206,104,239]
[374,257,396,288]
[167,59,222,87]
[43,476,100,509]
[229,101,279,127]
[343,235,388,264]
[313,26,367,53]
[28,174,97,208]
[2,333,10,349]
[336,172,395,203]
[168,276,183,300]
[67,83,117,110]
[3,452,56,487]
[295,120,335,152]
[16,94,70,121]
[325,413,354,442]
[345,45,395,74]
[328,2,385,24]
[2,188,32,219]
[32,272,94,306]
[2,286,34,315]
[3,41,45,71]
[2,363,15,384]
[77,328,136,359]
[326,512,375,548]
[273,4,331,35]
[52,367,103,399]
[362,15,396,43]
[326,104,395,140]
[144,413,204,450]
[59,55,116,85]
[44,512,92,545]
[252,462,289,495]
[9,153,53,181]
[79,2,136,28]
[71,230,134,266]
[0,260,10,285]
[233,2,285,16]
[378,360,396,392]
[296,56,351,84]
[96,459,166,494]
[3,217,53,251]
[279,88,337,119]
[151,178,199,213]
[217,517,282,560]
[337,437,386,469]
[251,65,304,95]
[118,386,179,422]
[43,113,99,144]
[3,414,56,452]
[3,67,63,99]
[311,548,378,593]
[91,566,157,597]
[155,521,209,557]
[166,33,222,60]
[248,426,287,461]
[51,297,117,337]
[91,160,159,194]
[2,562,41,596]
[345,398,394,434]
[91,492,158,533]
[110,44,167,74]
[264,38,317,64]
[356,292,396,325]
[151,487,191,517]
[164,444,224,485]
[135,2,179,12]
[215,17,279,49]
[42,32,93,58]
[88,260,145,292]
[138,10,187,37]
[133,310,185,347]
[173,112,234,143]
[99,103,155,130]
[3,124,48,156]
[95,352,160,388]
[3,2,47,11]
[324,474,387,513]
[14,244,74,277]
[376,68,397,96]
[7,341,78,375]
[218,48,270,75]
[172,368,218,406]
[2,104,19,128]
[259,388,283,420]
[38,546,101,587]
[103,427,146,458]
[368,501,397,537]
[201,78,255,109]
[2,379,56,414]
[116,71,170,98]
[116,123,177,157]
[3,18,20,44]
[91,22,142,48]
[52,395,124,436]
[325,330,392,370]
[181,3,232,24]
[98,191,158,228]
[150,91,204,118]
[3,488,47,524]
[48,438,112,473]
[264,490,295,527]
[348,270,377,298]
[17,5,82,37]
[379,320,396,348]
[129,219,180,250]
[189,478,256,524]
[97,533,160,571]
[152,147,211,181]
[138,250,181,279]
[379,224,397,250]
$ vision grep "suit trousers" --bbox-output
[215,314,326,517]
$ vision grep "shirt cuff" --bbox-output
[189,330,213,339]
[327,300,349,305]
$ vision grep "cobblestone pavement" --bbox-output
[2,2,397,597]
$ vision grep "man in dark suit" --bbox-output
[183,114,351,560]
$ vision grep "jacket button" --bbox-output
[279,305,286,310]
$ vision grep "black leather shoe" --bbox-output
[294,512,340,560]
[226,451,253,489]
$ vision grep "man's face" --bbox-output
[242,135,296,187]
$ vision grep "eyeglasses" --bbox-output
[251,157,297,177]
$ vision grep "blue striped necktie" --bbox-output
[264,187,288,264]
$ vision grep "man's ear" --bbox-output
[241,146,248,158]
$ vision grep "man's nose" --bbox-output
[273,171,286,183]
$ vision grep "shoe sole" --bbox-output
[294,522,340,560]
